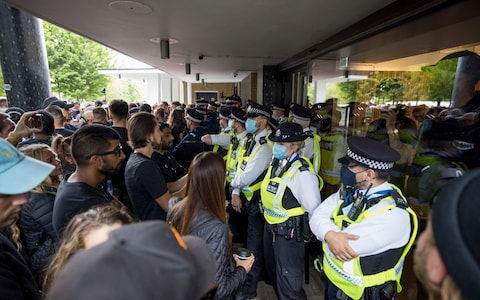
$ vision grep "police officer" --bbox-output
[172,108,215,167]
[261,122,322,299]
[202,107,234,156]
[309,136,418,300]
[231,102,272,300]
[290,104,322,174]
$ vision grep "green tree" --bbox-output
[422,58,457,102]
[0,67,4,96]
[336,80,358,103]
[375,78,403,103]
[43,22,112,101]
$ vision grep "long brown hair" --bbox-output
[42,205,133,296]
[168,152,226,235]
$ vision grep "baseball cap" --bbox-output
[43,96,59,108]
[47,221,217,300]
[0,139,55,195]
[50,100,74,109]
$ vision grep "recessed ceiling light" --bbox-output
[149,37,179,45]
[109,1,153,15]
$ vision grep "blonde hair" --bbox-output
[51,135,74,166]
[42,205,133,295]
[18,144,60,193]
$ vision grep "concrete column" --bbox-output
[451,54,480,108]
[0,3,50,110]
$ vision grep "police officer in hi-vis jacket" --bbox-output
[309,136,418,300]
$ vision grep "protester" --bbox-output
[46,221,217,300]
[0,138,54,299]
[168,152,254,299]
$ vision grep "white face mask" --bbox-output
[228,119,234,129]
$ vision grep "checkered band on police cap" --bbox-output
[346,148,394,170]
[246,103,271,118]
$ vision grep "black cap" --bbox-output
[139,103,152,113]
[218,107,231,120]
[43,96,59,108]
[269,122,306,142]
[5,107,24,123]
[195,99,209,107]
[225,95,242,107]
[268,117,279,131]
[95,100,104,107]
[208,101,219,108]
[432,169,480,300]
[5,106,25,115]
[338,136,400,170]
[47,221,216,300]
[245,102,271,118]
[290,104,312,121]
[272,104,285,111]
[50,100,74,109]
[230,107,246,124]
[186,108,203,123]
[195,108,207,115]
[128,107,140,114]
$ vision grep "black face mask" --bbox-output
[340,165,357,188]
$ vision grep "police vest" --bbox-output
[305,133,322,174]
[323,185,418,300]
[319,133,346,185]
[261,157,321,224]
[212,130,235,161]
[225,133,248,183]
[236,136,271,200]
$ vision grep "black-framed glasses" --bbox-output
[86,145,123,160]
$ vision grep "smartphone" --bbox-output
[29,113,44,129]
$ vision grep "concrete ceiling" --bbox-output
[1,0,480,83]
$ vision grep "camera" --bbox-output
[28,113,44,129]
[199,55,204,60]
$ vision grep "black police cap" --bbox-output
[269,122,306,143]
[338,136,400,170]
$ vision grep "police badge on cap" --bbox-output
[269,122,306,143]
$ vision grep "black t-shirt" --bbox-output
[53,175,111,235]
[124,152,169,221]
[151,151,187,183]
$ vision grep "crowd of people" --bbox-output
[0,87,479,299]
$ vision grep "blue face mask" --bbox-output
[245,118,258,133]
[272,143,288,160]
[340,165,357,187]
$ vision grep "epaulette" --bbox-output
[259,137,267,145]
[298,157,311,172]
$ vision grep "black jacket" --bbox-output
[0,232,41,300]
[19,192,57,285]
[188,210,247,300]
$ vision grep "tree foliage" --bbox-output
[0,68,4,96]
[43,22,112,101]
[422,58,458,102]
[375,78,403,103]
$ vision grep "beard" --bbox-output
[99,160,122,176]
